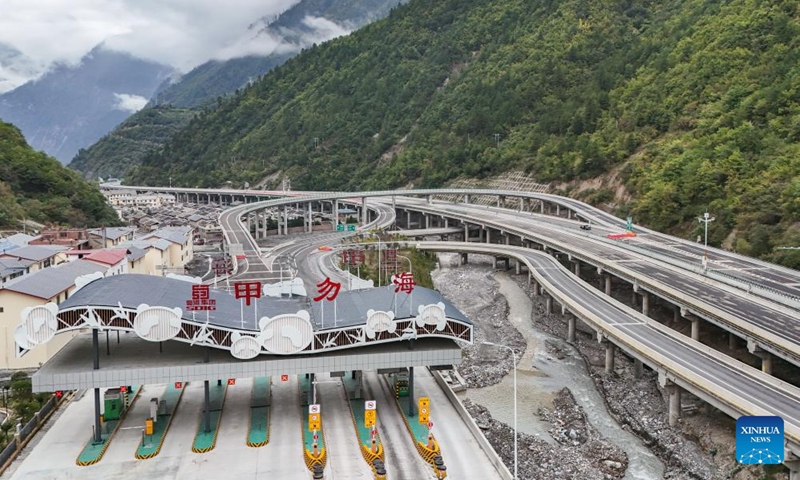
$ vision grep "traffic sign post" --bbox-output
[227,378,236,386]
[347,224,356,231]
[281,374,289,382]
[174,381,183,389]
[365,410,376,428]
[418,397,430,425]
[336,224,344,231]
[309,404,322,431]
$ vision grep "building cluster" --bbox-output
[100,189,223,245]
[0,226,195,370]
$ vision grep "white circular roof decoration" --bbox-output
[133,304,183,342]
[230,333,261,359]
[365,309,396,339]
[415,302,447,331]
[259,310,313,354]
[21,303,59,346]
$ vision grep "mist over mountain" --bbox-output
[0,42,43,94]
[0,45,174,164]
[151,0,408,109]
[71,0,406,180]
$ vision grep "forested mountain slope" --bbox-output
[69,106,195,181]
[0,121,119,227]
[129,0,800,267]
[69,0,406,180]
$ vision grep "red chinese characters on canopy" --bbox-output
[234,281,262,306]
[314,277,341,302]
[186,284,216,311]
[391,272,416,294]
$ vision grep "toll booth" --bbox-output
[103,388,124,421]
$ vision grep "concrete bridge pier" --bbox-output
[545,295,553,315]
[515,260,522,275]
[567,316,576,343]
[604,274,612,296]
[728,332,738,349]
[667,382,682,426]
[459,253,469,265]
[603,340,615,374]
[634,359,644,379]
[492,257,498,269]
[532,280,540,296]
[572,260,581,277]
[641,291,650,317]
[751,347,774,375]
[307,202,313,233]
[689,315,700,341]
[786,459,799,480]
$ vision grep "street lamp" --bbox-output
[482,341,517,480]
[698,211,715,268]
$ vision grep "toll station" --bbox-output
[11,274,478,478]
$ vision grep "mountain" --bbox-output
[69,0,406,180]
[0,43,42,94]
[151,0,409,109]
[69,106,195,181]
[127,0,800,268]
[0,121,119,228]
[0,45,175,163]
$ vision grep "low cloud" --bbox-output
[112,93,148,113]
[0,0,300,86]
[213,16,353,61]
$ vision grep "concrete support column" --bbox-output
[556,204,561,216]
[673,305,681,323]
[92,329,101,443]
[492,257,498,269]
[283,205,289,234]
[308,202,313,233]
[666,382,682,426]
[604,341,615,374]
[641,291,650,317]
[728,332,737,349]
[463,194,470,204]
[545,296,553,314]
[334,200,339,228]
[407,211,412,229]
[503,258,510,270]
[540,201,545,214]
[761,352,773,375]
[634,359,644,379]
[485,229,491,244]
[361,197,368,225]
[426,195,431,204]
[604,274,612,296]
[786,459,799,480]
[690,316,700,341]
[573,260,580,277]
[515,260,521,275]
[532,281,540,296]
[425,214,430,229]
[459,253,468,265]
[567,316,576,343]
[444,217,449,228]
[408,367,415,416]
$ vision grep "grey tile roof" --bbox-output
[125,246,147,262]
[0,258,33,279]
[1,245,66,262]
[6,233,35,246]
[89,227,136,240]
[119,239,172,252]
[1,259,106,299]
[145,226,192,245]
[57,275,470,332]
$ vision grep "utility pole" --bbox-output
[493,133,500,148]
[169,176,172,188]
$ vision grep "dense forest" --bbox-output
[69,106,195,180]
[0,121,119,228]
[128,0,800,267]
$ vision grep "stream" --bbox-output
[457,272,666,479]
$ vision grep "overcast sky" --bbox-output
[0,0,301,91]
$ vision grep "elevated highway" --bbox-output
[113,184,800,472]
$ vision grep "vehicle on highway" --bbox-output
[318,245,333,251]
[580,224,591,231]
